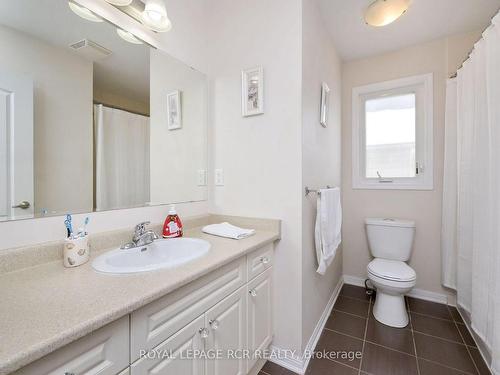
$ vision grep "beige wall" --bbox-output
[301,0,343,350]
[446,30,483,77]
[207,0,303,353]
[0,25,93,216]
[149,49,208,205]
[341,32,480,300]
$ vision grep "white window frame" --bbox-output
[352,73,433,190]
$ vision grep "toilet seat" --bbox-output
[368,258,416,282]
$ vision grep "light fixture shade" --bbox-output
[365,0,412,27]
[141,0,172,32]
[116,28,143,44]
[68,1,103,22]
[105,0,133,6]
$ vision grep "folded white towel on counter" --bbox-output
[315,187,342,275]
[202,222,256,240]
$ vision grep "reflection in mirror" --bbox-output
[0,0,207,222]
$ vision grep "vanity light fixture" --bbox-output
[105,0,133,5]
[364,0,412,27]
[141,0,172,32]
[68,1,103,23]
[116,28,143,44]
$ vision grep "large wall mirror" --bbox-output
[0,0,208,222]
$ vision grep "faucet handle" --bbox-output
[135,221,151,235]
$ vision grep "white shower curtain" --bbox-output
[442,11,500,374]
[441,79,458,290]
[94,104,150,211]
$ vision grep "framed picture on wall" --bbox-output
[320,82,330,128]
[241,66,264,117]
[167,90,182,130]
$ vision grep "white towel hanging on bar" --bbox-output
[315,187,342,275]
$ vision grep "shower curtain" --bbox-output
[442,11,500,374]
[94,104,150,211]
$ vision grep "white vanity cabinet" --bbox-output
[247,244,273,280]
[131,286,248,375]
[205,286,247,375]
[247,268,273,372]
[14,316,130,375]
[12,243,274,375]
[131,245,273,375]
[130,258,247,362]
[131,315,206,375]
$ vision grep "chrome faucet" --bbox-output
[121,221,159,249]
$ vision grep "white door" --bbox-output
[0,71,33,220]
[247,268,273,372]
[206,287,247,375]
[131,314,206,375]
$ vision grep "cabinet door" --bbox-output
[131,258,246,362]
[14,316,129,375]
[205,287,247,375]
[131,315,206,375]
[247,268,273,371]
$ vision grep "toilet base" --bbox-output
[372,292,408,328]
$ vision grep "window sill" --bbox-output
[353,180,434,191]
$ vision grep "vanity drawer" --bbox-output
[14,316,129,375]
[130,257,246,362]
[247,244,273,281]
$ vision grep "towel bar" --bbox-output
[305,186,334,196]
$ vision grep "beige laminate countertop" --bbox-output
[0,225,280,375]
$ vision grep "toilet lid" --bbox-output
[367,259,416,282]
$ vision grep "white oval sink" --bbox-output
[92,238,210,274]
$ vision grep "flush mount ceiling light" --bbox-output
[116,28,143,44]
[68,1,103,22]
[105,0,133,5]
[365,0,412,27]
[141,0,172,32]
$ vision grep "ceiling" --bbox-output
[317,0,500,61]
[0,0,150,105]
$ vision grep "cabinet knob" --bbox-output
[260,256,270,264]
[249,289,257,297]
[199,327,209,339]
[209,319,220,330]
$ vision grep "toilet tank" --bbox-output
[365,218,415,261]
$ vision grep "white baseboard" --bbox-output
[408,288,448,304]
[300,276,344,371]
[268,277,344,374]
[342,275,366,288]
[343,274,449,305]
[267,346,304,374]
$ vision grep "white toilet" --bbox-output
[365,218,416,328]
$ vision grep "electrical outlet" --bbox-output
[197,170,207,186]
[215,169,224,186]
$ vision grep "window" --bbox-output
[352,74,433,190]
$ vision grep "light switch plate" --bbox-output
[197,170,207,186]
[215,169,224,186]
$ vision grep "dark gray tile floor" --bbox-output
[259,284,491,375]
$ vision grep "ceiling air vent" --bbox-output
[69,39,112,61]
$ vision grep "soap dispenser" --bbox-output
[162,205,183,238]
